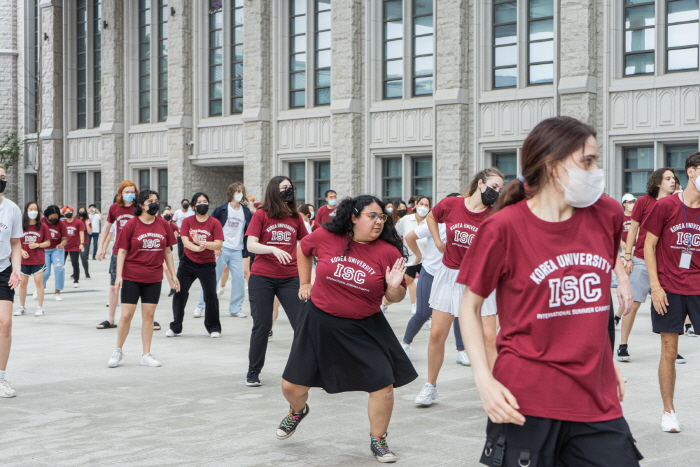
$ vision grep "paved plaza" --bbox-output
[2,258,700,466]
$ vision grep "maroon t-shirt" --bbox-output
[457,197,623,422]
[245,209,309,279]
[431,196,492,270]
[115,216,177,283]
[21,223,51,266]
[631,195,656,259]
[181,215,224,264]
[622,214,632,244]
[301,228,406,319]
[42,218,67,249]
[643,193,700,295]
[107,203,136,255]
[315,204,338,228]
[63,219,86,252]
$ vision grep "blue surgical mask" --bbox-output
[123,193,136,203]
[328,199,338,206]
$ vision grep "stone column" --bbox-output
[39,0,63,206]
[98,0,124,208]
[0,1,18,201]
[329,0,364,197]
[433,0,470,198]
[241,0,272,198]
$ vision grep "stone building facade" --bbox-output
[1,0,699,210]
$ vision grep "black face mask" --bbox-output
[280,187,295,203]
[65,212,73,219]
[0,179,6,194]
[78,211,86,217]
[163,214,172,221]
[397,209,408,218]
[147,203,160,215]
[182,203,189,210]
[48,217,59,224]
[195,204,209,215]
[481,186,499,206]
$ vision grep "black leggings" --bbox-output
[79,243,89,276]
[170,256,221,334]
[247,274,302,374]
[65,250,80,282]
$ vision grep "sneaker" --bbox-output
[55,294,63,301]
[676,354,686,364]
[268,330,273,339]
[107,349,124,368]
[34,307,44,317]
[86,274,91,279]
[685,324,697,337]
[661,411,681,433]
[414,383,438,406]
[13,306,25,316]
[410,303,417,315]
[614,315,621,326]
[370,433,397,463]
[246,371,261,387]
[168,288,175,297]
[456,351,471,366]
[140,353,161,367]
[0,379,16,398]
[165,329,175,337]
[617,345,631,362]
[380,303,388,313]
[32,291,37,300]
[73,282,79,288]
[216,286,225,297]
[105,302,109,307]
[210,332,221,338]
[230,312,247,318]
[276,404,310,440]
[193,307,204,318]
[424,318,432,331]
[401,342,411,359]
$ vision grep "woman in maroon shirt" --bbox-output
[276,195,417,463]
[458,117,641,466]
[60,205,86,288]
[107,190,178,369]
[14,202,50,317]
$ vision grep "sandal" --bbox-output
[153,322,161,331]
[96,320,117,329]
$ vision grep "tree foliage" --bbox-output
[0,133,25,169]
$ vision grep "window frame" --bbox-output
[314,0,332,106]
[208,1,224,116]
[314,160,331,207]
[491,151,519,183]
[493,0,518,89]
[231,0,244,114]
[138,0,152,123]
[623,0,656,77]
[289,161,307,205]
[382,0,404,99]
[157,0,169,122]
[622,146,656,196]
[289,0,308,108]
[665,0,700,73]
[93,171,102,211]
[411,0,434,97]
[527,0,554,86]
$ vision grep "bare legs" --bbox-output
[0,303,12,371]
[426,309,453,385]
[660,332,678,413]
[620,301,642,346]
[116,302,157,354]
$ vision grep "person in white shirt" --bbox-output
[88,204,102,259]
[172,199,195,260]
[0,165,24,397]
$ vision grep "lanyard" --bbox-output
[681,192,700,251]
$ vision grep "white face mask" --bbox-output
[416,206,429,217]
[386,207,393,214]
[693,171,700,192]
[28,211,38,219]
[328,199,337,206]
[234,193,243,202]
[557,163,605,208]
[309,211,315,219]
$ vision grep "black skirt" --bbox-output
[282,299,418,394]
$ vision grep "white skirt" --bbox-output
[428,264,497,318]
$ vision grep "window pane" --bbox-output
[667,145,698,168]
[210,48,223,65]
[385,40,403,59]
[291,90,306,107]
[290,162,305,180]
[529,0,553,18]
[210,82,222,99]
[493,153,518,175]
[233,46,244,62]
[625,52,655,74]
[234,62,243,79]
[385,20,403,40]
[292,0,306,16]
[626,28,655,52]
[414,158,432,176]
[316,49,331,68]
[211,64,223,81]
[210,30,222,48]
[530,19,553,41]
[495,45,518,66]
[529,40,553,63]
[316,87,331,105]
[495,2,517,23]
[384,179,402,198]
[668,0,699,23]
[385,59,403,79]
[317,11,331,30]
[316,30,331,49]
[495,24,517,45]
[232,97,243,114]
[625,5,655,28]
[385,158,402,176]
[414,76,433,95]
[495,67,517,87]
[291,53,306,70]
[625,147,655,169]
[668,47,699,70]
[385,80,403,98]
[317,0,331,11]
[414,35,433,55]
[292,35,306,53]
[234,8,244,26]
[316,161,331,179]
[140,76,150,90]
[140,107,151,123]
[233,79,243,96]
[290,72,306,90]
[384,0,403,21]
[414,56,433,76]
[291,15,306,35]
[668,23,699,48]
[316,69,331,86]
[625,171,653,194]
[413,178,432,197]
[414,0,433,15]
[414,15,433,35]
[529,63,554,83]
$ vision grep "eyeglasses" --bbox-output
[359,212,388,223]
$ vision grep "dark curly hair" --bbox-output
[646,167,678,199]
[324,195,406,259]
[133,190,160,216]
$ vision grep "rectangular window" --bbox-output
[412,0,433,96]
[623,147,654,196]
[314,0,331,106]
[231,0,244,114]
[289,162,306,205]
[383,0,403,99]
[25,174,38,205]
[139,169,151,191]
[158,168,168,208]
[139,0,152,123]
[494,0,517,88]
[28,0,39,133]
[93,171,102,210]
[667,0,699,71]
[158,0,169,122]
[77,0,88,128]
[209,1,224,116]
[411,156,432,199]
[667,144,699,188]
[528,0,553,84]
[290,0,307,108]
[77,172,87,208]
[382,157,403,202]
[493,152,518,183]
[624,0,655,76]
[93,0,102,127]
[314,161,331,207]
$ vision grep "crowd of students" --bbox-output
[3,116,700,464]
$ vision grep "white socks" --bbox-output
[0,370,5,380]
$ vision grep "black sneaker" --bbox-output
[168,288,175,297]
[246,371,261,387]
[614,315,621,326]
[86,273,91,279]
[268,329,273,339]
[276,404,310,440]
[676,354,687,364]
[617,345,630,362]
[370,433,397,463]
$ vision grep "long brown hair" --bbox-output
[495,116,597,212]
[465,168,505,197]
[646,168,676,199]
[259,176,298,219]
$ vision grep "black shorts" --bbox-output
[480,416,642,467]
[651,291,700,334]
[121,280,162,305]
[21,264,46,276]
[405,263,422,279]
[0,266,15,302]
[109,254,118,286]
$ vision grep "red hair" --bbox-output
[116,180,139,207]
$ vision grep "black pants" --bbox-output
[65,250,80,282]
[609,297,615,355]
[170,256,221,334]
[79,243,89,276]
[177,237,185,261]
[248,274,302,374]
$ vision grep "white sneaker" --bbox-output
[456,351,471,366]
[13,306,25,316]
[55,294,63,301]
[411,303,417,315]
[193,307,204,318]
[661,411,681,433]
[415,383,438,406]
[140,353,161,367]
[380,303,388,313]
[32,291,37,300]
[107,349,124,368]
[424,318,432,331]
[230,312,247,318]
[34,307,44,317]
[0,379,16,398]
[685,326,697,337]
[73,282,79,288]
[165,329,175,337]
[401,343,411,359]
[210,332,221,338]
[216,286,225,297]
